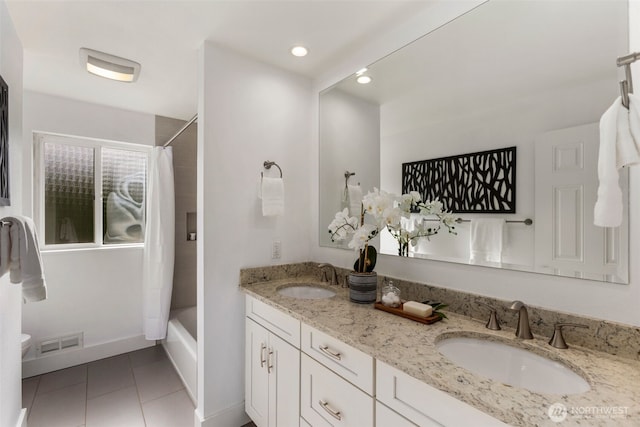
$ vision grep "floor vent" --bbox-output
[36,332,84,357]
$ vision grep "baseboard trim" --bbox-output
[22,335,153,377]
[194,401,250,427]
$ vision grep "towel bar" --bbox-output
[423,218,533,225]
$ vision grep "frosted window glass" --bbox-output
[102,148,147,244]
[43,142,95,244]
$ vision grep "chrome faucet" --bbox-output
[317,263,338,286]
[509,301,533,339]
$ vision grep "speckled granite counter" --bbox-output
[240,276,640,427]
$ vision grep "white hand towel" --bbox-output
[4,215,48,302]
[347,184,363,217]
[594,96,640,227]
[469,218,505,264]
[261,177,284,217]
[0,223,9,277]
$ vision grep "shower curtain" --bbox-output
[142,146,175,340]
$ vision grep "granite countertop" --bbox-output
[240,277,640,427]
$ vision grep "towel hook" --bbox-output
[617,52,640,109]
[262,160,283,178]
[344,171,356,189]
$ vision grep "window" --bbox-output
[36,133,150,248]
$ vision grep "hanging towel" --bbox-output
[3,215,47,302]
[469,218,505,264]
[344,184,363,217]
[0,223,9,276]
[261,177,284,217]
[594,95,640,227]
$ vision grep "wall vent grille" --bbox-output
[36,332,84,357]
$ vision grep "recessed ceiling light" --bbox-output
[290,46,308,57]
[356,68,368,76]
[357,75,372,84]
[79,48,141,83]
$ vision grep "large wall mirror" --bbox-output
[319,0,630,284]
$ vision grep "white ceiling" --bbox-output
[331,0,628,108]
[6,0,433,120]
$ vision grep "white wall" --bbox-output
[319,89,379,246]
[0,0,24,425]
[379,78,615,265]
[311,0,640,327]
[197,42,312,426]
[21,91,156,376]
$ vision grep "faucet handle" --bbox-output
[477,301,501,331]
[548,323,588,349]
[320,270,329,283]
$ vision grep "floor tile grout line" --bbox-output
[139,385,187,406]
[25,374,42,421]
[129,352,149,427]
[84,363,89,426]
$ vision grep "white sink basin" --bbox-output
[277,284,336,299]
[436,336,590,395]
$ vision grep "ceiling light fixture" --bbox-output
[290,46,308,57]
[357,75,372,84]
[79,48,141,83]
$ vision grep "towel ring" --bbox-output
[262,160,283,178]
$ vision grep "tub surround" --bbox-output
[240,263,640,426]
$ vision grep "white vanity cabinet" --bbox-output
[245,296,301,427]
[244,294,508,427]
[376,361,508,427]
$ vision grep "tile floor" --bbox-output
[22,345,195,427]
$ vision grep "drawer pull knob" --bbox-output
[319,345,342,361]
[319,399,342,421]
[260,343,267,368]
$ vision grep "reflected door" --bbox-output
[534,123,627,282]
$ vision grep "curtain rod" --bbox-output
[163,114,198,147]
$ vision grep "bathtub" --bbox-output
[163,306,197,403]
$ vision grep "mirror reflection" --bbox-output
[319,0,629,283]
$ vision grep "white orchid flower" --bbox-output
[328,208,359,242]
[348,224,377,252]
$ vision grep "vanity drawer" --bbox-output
[301,323,374,394]
[376,401,419,427]
[246,295,300,348]
[301,354,374,427]
[376,361,507,427]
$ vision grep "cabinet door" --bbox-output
[269,333,300,427]
[300,354,373,427]
[246,319,270,427]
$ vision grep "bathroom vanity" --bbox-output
[241,268,640,426]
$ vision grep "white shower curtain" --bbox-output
[142,147,175,340]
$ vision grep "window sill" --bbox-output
[41,244,145,254]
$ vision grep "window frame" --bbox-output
[34,132,152,251]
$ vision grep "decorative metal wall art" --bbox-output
[0,75,8,207]
[402,146,516,213]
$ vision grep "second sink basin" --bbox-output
[277,284,336,299]
[436,336,590,395]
